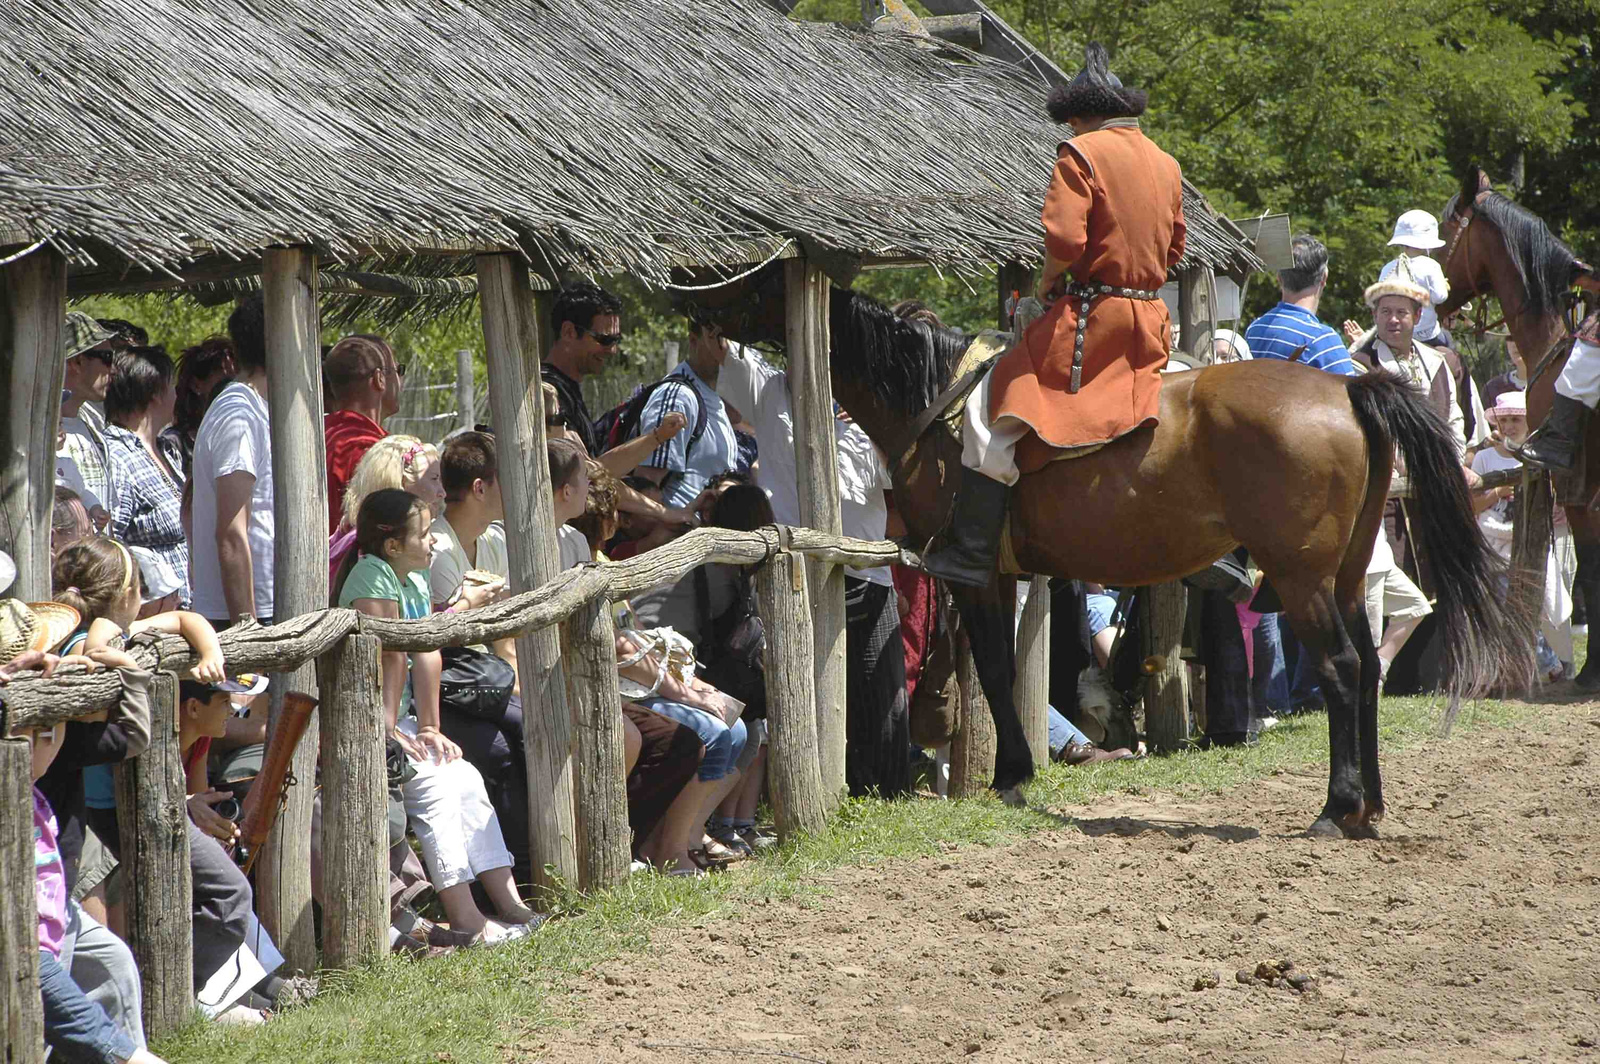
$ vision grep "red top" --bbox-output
[184,736,211,779]
[324,411,387,533]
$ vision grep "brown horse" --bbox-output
[1436,166,1600,683]
[692,269,1529,836]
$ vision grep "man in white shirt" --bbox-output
[634,322,740,508]
[717,343,910,797]
[56,313,118,519]
[189,297,275,625]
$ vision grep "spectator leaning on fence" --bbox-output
[323,334,402,534]
[189,296,276,628]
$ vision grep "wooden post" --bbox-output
[113,672,192,1038]
[754,542,827,839]
[1015,577,1052,770]
[1143,582,1191,751]
[784,259,847,806]
[1,738,42,1064]
[564,597,630,892]
[315,633,387,969]
[477,253,578,900]
[1511,470,1554,694]
[949,625,996,796]
[260,245,325,971]
[455,348,476,433]
[0,245,67,599]
[1178,266,1215,362]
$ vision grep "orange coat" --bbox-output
[990,125,1186,474]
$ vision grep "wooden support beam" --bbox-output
[564,597,630,892]
[1,738,42,1064]
[921,14,983,46]
[260,245,326,973]
[477,252,578,901]
[754,544,827,839]
[1142,583,1190,752]
[315,633,388,969]
[455,349,477,433]
[784,258,847,806]
[0,245,67,599]
[1178,267,1215,362]
[949,624,996,797]
[1016,578,1052,770]
[113,672,193,1039]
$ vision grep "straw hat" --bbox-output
[1364,253,1430,309]
[0,599,81,666]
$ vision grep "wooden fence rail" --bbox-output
[0,525,921,1058]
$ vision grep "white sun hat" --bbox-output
[1388,209,1446,250]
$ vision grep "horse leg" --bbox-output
[949,581,1034,803]
[1281,582,1367,838]
[1573,539,1600,689]
[1347,599,1385,829]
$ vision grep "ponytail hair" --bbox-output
[53,536,136,624]
[331,488,428,605]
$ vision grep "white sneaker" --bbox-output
[476,919,532,947]
[214,1005,266,1026]
[1257,715,1280,731]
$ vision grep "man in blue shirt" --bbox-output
[1245,235,1358,377]
[635,320,740,509]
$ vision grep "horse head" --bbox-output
[668,261,788,348]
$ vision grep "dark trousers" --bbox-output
[622,704,703,852]
[1199,589,1255,743]
[845,576,911,798]
[189,821,253,989]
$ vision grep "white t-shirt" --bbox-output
[1471,447,1520,560]
[189,383,275,620]
[716,345,894,585]
[1379,256,1450,341]
[428,515,510,606]
[557,524,590,571]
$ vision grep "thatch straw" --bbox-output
[0,0,1259,285]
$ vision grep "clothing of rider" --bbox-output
[924,43,1184,589]
[1520,308,1600,471]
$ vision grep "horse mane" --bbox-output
[1446,185,1580,321]
[829,288,969,416]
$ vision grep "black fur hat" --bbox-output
[1046,43,1148,123]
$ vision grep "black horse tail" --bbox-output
[1345,372,1534,722]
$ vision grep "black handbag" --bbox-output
[438,644,517,722]
[694,566,766,719]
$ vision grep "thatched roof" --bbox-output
[0,0,1259,288]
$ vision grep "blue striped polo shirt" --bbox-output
[1244,302,1358,377]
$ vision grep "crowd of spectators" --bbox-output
[0,207,1577,1058]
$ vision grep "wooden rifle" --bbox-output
[235,691,317,875]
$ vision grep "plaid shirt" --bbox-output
[104,424,190,608]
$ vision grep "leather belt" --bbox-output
[1063,282,1162,393]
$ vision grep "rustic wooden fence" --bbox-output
[0,524,929,1062]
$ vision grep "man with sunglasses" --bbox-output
[56,312,120,518]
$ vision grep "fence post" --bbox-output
[1,737,42,1064]
[784,259,847,807]
[455,349,476,433]
[477,253,578,901]
[316,633,387,969]
[261,245,326,972]
[949,625,996,797]
[113,671,193,1039]
[754,541,827,839]
[1015,576,1052,770]
[0,244,67,600]
[1178,266,1215,361]
[1143,583,1191,751]
[563,597,630,893]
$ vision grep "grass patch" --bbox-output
[154,683,1562,1064]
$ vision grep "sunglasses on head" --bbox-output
[585,329,623,348]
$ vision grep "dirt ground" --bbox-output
[531,705,1600,1063]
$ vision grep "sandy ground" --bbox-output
[527,704,1600,1063]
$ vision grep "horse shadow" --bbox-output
[1066,814,1261,843]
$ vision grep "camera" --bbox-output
[212,797,242,823]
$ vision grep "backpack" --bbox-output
[694,565,766,720]
[593,370,710,465]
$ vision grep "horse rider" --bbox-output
[1517,307,1600,471]
[923,43,1186,588]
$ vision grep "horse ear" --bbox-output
[1576,261,1600,293]
[1460,166,1487,207]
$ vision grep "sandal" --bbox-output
[709,828,755,858]
[687,848,732,871]
[665,866,707,879]
[699,836,745,863]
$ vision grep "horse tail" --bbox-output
[1344,372,1534,719]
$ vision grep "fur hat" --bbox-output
[1364,254,1430,309]
[1047,43,1148,123]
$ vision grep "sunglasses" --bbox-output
[396,362,408,378]
[546,411,571,429]
[585,329,623,348]
[75,349,114,366]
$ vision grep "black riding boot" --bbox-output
[922,467,1010,589]
[1518,394,1590,472]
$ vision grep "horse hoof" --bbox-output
[1305,817,1343,839]
[1341,821,1380,840]
[996,785,1028,808]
